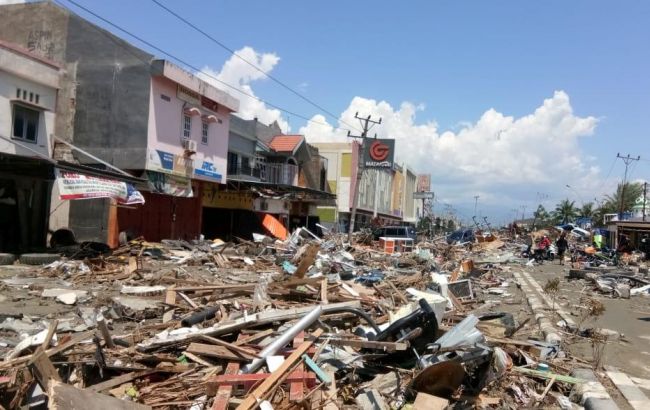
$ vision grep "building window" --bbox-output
[12,105,39,143]
[227,152,238,174]
[183,114,191,139]
[201,121,209,145]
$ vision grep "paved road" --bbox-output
[523,261,650,380]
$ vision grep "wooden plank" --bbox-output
[97,315,115,349]
[162,286,176,323]
[49,380,151,410]
[186,343,250,361]
[197,335,259,358]
[294,244,319,278]
[385,280,408,304]
[605,366,650,410]
[413,392,449,410]
[512,367,583,384]
[184,352,215,367]
[290,332,305,403]
[210,362,240,409]
[28,347,61,389]
[87,369,157,392]
[177,291,199,309]
[236,329,324,410]
[233,329,273,346]
[40,320,58,350]
[320,278,329,305]
[322,338,408,352]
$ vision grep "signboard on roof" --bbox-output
[177,84,200,105]
[363,138,395,168]
[417,174,431,192]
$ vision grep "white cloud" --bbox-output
[198,46,289,131]
[197,46,603,215]
[302,91,601,208]
[0,0,26,4]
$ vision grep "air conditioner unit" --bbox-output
[182,139,197,153]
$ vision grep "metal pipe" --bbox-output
[241,305,322,374]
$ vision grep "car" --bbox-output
[372,226,417,242]
[446,229,476,244]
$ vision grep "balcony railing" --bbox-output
[264,163,298,185]
[227,162,298,185]
[227,164,261,178]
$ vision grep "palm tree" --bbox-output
[604,182,644,214]
[579,202,595,219]
[533,204,550,225]
[553,199,578,224]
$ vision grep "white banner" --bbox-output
[56,170,144,205]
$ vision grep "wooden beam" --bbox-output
[233,329,273,347]
[177,291,199,309]
[40,320,58,350]
[320,278,329,305]
[49,380,151,410]
[28,347,61,389]
[197,335,259,358]
[87,369,157,392]
[294,244,319,278]
[96,315,115,349]
[162,286,176,323]
[186,343,250,362]
[236,329,324,410]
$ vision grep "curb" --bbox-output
[571,369,620,410]
[512,271,561,343]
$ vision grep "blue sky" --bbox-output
[43,0,650,222]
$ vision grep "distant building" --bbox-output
[311,141,418,231]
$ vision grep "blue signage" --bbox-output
[156,150,174,171]
[194,160,222,182]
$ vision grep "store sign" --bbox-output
[413,191,434,200]
[177,84,201,106]
[364,139,395,168]
[417,174,431,192]
[146,149,193,178]
[202,189,253,209]
[194,160,222,183]
[56,171,144,204]
[201,96,219,113]
[147,171,193,197]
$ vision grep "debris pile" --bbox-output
[0,228,646,409]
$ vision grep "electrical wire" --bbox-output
[57,0,353,133]
[149,0,361,133]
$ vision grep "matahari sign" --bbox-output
[363,138,394,168]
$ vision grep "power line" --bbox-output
[57,0,352,133]
[616,153,640,219]
[149,0,360,133]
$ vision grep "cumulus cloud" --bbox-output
[198,47,289,131]
[301,91,600,209]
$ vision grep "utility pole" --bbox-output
[643,182,648,222]
[616,153,640,220]
[347,113,382,242]
[473,195,480,217]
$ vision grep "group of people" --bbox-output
[524,232,569,265]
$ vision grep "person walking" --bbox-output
[556,233,568,265]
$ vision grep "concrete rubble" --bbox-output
[0,228,648,409]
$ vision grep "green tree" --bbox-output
[533,204,550,224]
[553,199,578,224]
[579,202,595,219]
[604,182,644,214]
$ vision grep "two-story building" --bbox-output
[0,1,239,245]
[201,116,334,240]
[0,39,62,253]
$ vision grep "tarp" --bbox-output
[261,213,288,240]
[56,171,144,205]
[146,171,193,197]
